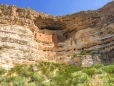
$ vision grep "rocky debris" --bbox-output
[32,66,38,71]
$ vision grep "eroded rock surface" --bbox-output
[0,1,114,68]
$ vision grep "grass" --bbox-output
[82,67,97,77]
[79,51,92,55]
[0,62,114,86]
[72,53,77,57]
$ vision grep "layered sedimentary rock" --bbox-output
[0,1,114,68]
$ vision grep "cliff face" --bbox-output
[0,1,114,68]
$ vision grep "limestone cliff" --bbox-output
[0,1,114,68]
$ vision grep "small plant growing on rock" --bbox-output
[79,51,92,55]
[72,53,77,57]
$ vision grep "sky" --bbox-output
[0,0,112,16]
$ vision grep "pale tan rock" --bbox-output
[0,2,114,68]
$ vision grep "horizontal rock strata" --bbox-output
[0,1,114,68]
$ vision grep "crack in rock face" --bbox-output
[0,1,114,69]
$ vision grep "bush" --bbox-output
[83,67,96,77]
[92,64,103,69]
[51,73,63,82]
[72,53,77,57]
[12,75,26,86]
[31,73,44,83]
[9,65,23,74]
[0,81,9,86]
[43,81,55,86]
[49,65,55,72]
[77,83,90,86]
[96,68,104,74]
[71,72,90,82]
[28,82,37,86]
[79,51,92,55]
[0,68,6,75]
[0,76,6,83]
[102,65,114,73]
[108,76,114,83]
[100,74,114,85]
[2,62,114,85]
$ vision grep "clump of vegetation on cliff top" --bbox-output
[0,62,114,86]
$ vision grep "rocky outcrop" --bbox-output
[0,1,114,68]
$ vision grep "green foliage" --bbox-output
[71,72,90,83]
[102,65,114,73]
[77,83,90,86]
[0,67,6,75]
[92,64,103,69]
[100,74,114,85]
[82,67,97,77]
[0,81,9,86]
[72,53,77,57]
[31,72,44,82]
[28,82,37,86]
[79,51,92,55]
[12,75,26,86]
[92,64,104,74]
[9,65,23,74]
[43,81,55,86]
[96,68,104,74]
[1,62,114,86]
[0,76,6,83]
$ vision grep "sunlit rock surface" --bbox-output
[0,1,114,68]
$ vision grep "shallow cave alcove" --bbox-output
[34,16,66,31]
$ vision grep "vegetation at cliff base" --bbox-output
[0,62,114,86]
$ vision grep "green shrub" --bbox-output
[102,65,114,73]
[9,65,23,74]
[2,62,114,85]
[92,64,103,69]
[12,75,26,86]
[103,83,114,86]
[43,81,55,86]
[28,82,37,86]
[0,81,9,86]
[100,74,114,85]
[83,67,96,77]
[108,76,114,83]
[52,63,61,68]
[49,65,55,72]
[51,73,63,81]
[0,76,6,83]
[72,53,77,57]
[77,83,90,86]
[64,65,82,73]
[41,67,48,75]
[79,51,92,55]
[51,73,66,85]
[5,76,14,83]
[0,67,6,75]
[71,72,90,82]
[31,73,44,82]
[96,68,104,74]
